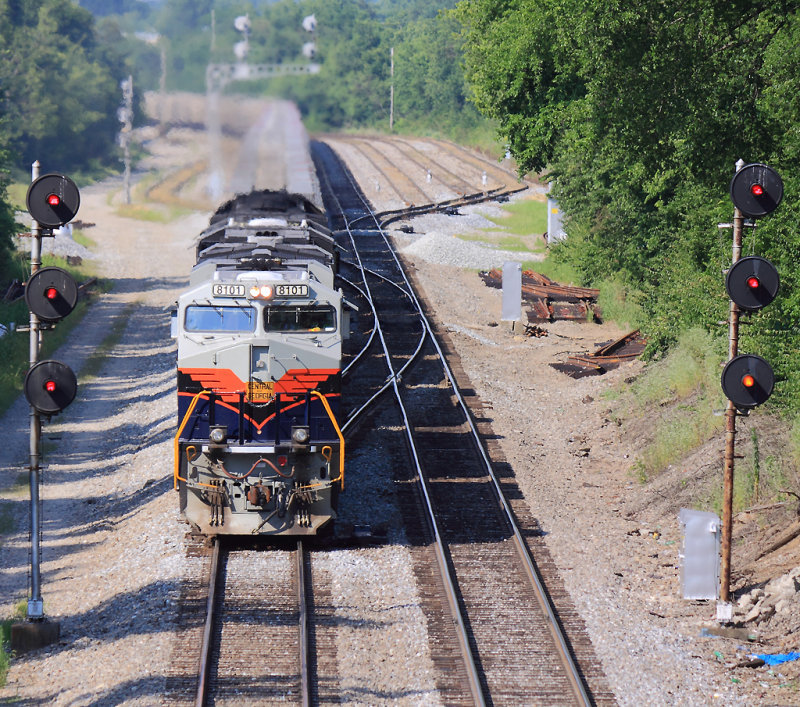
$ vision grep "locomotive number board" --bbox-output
[211,283,246,297]
[210,283,309,298]
[274,284,308,297]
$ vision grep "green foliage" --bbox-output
[456,0,800,411]
[0,0,138,282]
[0,0,125,170]
[616,328,727,479]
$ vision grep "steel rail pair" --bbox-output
[320,142,593,707]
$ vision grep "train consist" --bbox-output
[173,190,350,536]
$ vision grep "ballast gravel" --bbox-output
[1,115,795,706]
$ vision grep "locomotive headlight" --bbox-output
[209,425,227,445]
[291,425,310,445]
[260,285,273,299]
[249,285,260,298]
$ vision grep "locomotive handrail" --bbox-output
[174,389,220,491]
[310,390,345,491]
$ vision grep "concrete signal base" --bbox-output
[11,619,60,652]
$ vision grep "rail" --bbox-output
[314,140,593,706]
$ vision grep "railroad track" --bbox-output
[198,538,310,705]
[323,137,528,231]
[313,140,615,705]
[166,537,323,706]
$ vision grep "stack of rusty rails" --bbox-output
[479,268,600,322]
[551,329,646,378]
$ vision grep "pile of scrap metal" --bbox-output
[551,329,646,378]
[479,268,600,322]
[524,323,548,338]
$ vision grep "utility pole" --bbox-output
[718,159,782,610]
[389,47,394,131]
[211,8,216,53]
[119,76,133,205]
[12,168,81,652]
[28,160,43,623]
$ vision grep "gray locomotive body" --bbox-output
[174,190,348,536]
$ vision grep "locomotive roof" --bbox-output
[193,188,337,278]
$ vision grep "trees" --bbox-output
[456,0,800,407]
[0,0,127,277]
[0,0,123,169]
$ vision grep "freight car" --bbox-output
[173,190,350,536]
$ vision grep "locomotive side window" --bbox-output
[185,305,256,332]
[264,305,336,332]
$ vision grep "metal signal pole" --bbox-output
[28,160,44,621]
[720,159,746,604]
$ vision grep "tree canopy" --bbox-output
[0,0,139,274]
[456,0,800,409]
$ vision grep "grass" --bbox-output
[6,182,27,211]
[114,202,185,223]
[458,232,537,252]
[618,327,799,513]
[522,257,582,286]
[615,328,727,482]
[80,302,137,381]
[0,602,25,688]
[71,228,95,250]
[481,198,548,237]
[596,277,643,330]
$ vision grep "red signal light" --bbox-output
[742,374,756,388]
[45,380,57,393]
[45,287,58,300]
[47,193,61,207]
[750,184,764,196]
[746,276,760,289]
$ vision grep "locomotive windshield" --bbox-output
[264,305,336,332]
[185,305,256,332]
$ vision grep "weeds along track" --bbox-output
[144,160,209,209]
[313,139,615,705]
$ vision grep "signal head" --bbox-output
[725,256,779,311]
[730,163,783,217]
[721,354,774,409]
[24,360,77,415]
[25,267,79,322]
[26,173,80,228]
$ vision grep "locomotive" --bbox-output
[173,190,350,536]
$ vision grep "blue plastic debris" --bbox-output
[749,652,800,666]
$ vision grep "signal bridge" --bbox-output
[206,62,320,92]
